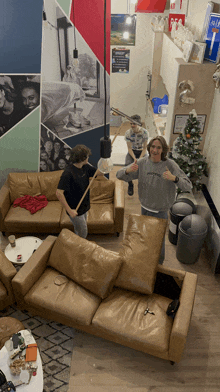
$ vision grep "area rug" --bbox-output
[0,305,74,392]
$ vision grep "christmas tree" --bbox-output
[172,109,208,191]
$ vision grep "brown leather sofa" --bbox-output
[0,171,124,236]
[11,214,197,364]
[0,250,17,311]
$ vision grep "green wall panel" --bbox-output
[56,0,71,16]
[0,109,40,181]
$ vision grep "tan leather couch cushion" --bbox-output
[92,289,173,354]
[4,201,62,232]
[90,177,114,203]
[8,171,63,202]
[60,204,115,233]
[115,214,167,295]
[48,229,122,299]
[87,204,114,232]
[25,268,101,325]
[0,281,7,303]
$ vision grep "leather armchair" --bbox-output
[0,250,17,310]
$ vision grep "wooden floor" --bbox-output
[1,165,220,391]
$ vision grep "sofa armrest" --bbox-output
[12,235,57,307]
[114,179,125,233]
[169,271,197,363]
[0,250,17,302]
[0,183,11,231]
[157,264,186,281]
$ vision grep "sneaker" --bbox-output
[128,183,134,196]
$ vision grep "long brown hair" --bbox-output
[147,136,169,161]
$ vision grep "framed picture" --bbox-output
[111,14,136,46]
[173,114,207,134]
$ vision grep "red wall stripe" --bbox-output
[70,0,110,74]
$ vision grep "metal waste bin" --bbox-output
[169,198,196,245]
[176,214,208,264]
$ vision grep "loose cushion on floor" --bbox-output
[48,229,122,299]
[115,214,167,295]
[4,201,62,232]
[92,289,173,354]
[25,267,101,326]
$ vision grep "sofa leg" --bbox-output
[116,232,120,237]
[170,361,175,365]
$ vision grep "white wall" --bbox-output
[187,0,220,246]
[110,0,168,120]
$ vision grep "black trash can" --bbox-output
[176,214,208,264]
[169,198,196,245]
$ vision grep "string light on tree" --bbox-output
[172,109,208,191]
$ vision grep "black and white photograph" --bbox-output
[40,124,71,172]
[41,0,110,140]
[0,74,41,137]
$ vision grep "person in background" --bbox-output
[57,158,68,170]
[0,76,23,136]
[20,82,40,113]
[40,150,54,171]
[124,114,149,196]
[56,144,103,238]
[40,160,50,172]
[116,136,192,264]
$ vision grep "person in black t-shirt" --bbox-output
[56,144,103,238]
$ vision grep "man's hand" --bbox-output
[163,167,176,182]
[69,209,78,219]
[126,160,138,174]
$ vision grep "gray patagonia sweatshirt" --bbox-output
[116,156,192,212]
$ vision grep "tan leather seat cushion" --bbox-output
[92,289,173,354]
[4,201,62,232]
[48,229,122,299]
[88,204,114,231]
[60,204,115,233]
[8,171,63,202]
[115,214,167,295]
[0,281,7,303]
[25,267,101,326]
[90,177,114,204]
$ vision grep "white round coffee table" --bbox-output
[0,329,43,391]
[4,236,43,265]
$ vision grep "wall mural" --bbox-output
[0,0,110,183]
[41,0,110,147]
[0,75,40,138]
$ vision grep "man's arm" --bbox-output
[56,189,78,218]
[127,141,136,160]
[139,140,148,159]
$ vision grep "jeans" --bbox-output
[141,207,168,264]
[69,212,88,238]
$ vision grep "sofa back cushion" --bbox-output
[115,214,167,295]
[48,229,122,299]
[8,171,63,202]
[90,177,114,204]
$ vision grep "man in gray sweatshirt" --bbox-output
[116,136,192,264]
